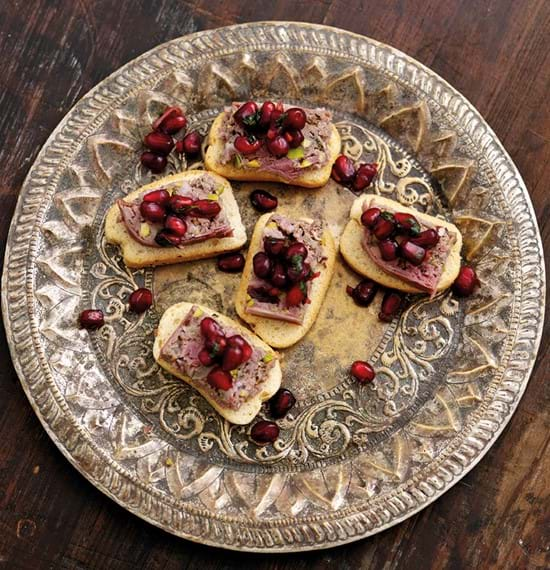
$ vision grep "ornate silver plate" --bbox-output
[2,22,545,551]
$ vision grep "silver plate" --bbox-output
[2,22,545,552]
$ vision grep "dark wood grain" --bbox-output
[0,1,548,568]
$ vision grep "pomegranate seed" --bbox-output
[152,106,183,132]
[140,201,166,223]
[248,286,281,304]
[411,229,440,249]
[286,283,305,306]
[361,207,381,228]
[207,367,233,391]
[234,135,262,155]
[263,237,287,258]
[205,334,227,357]
[266,124,281,140]
[259,101,275,127]
[140,152,167,173]
[331,155,355,183]
[198,348,214,367]
[350,361,376,383]
[250,189,278,212]
[270,108,285,124]
[250,420,279,444]
[217,252,245,273]
[378,239,399,261]
[162,114,187,134]
[128,288,153,313]
[168,194,194,214]
[253,252,273,279]
[270,388,296,419]
[266,135,290,157]
[144,131,174,155]
[143,189,170,206]
[287,260,310,283]
[394,212,421,236]
[373,215,396,240]
[399,239,426,265]
[155,230,182,247]
[165,215,187,237]
[233,101,259,129]
[346,279,378,307]
[452,266,480,297]
[284,107,307,130]
[379,291,403,321]
[189,200,221,219]
[227,335,253,362]
[179,131,202,155]
[200,317,224,340]
[285,242,308,262]
[284,129,304,148]
[222,345,243,371]
[79,309,104,329]
[352,163,378,191]
[271,262,289,289]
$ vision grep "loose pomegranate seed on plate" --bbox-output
[250,420,280,444]
[452,266,479,297]
[140,152,167,173]
[346,279,378,307]
[178,131,202,155]
[79,309,104,330]
[250,189,278,212]
[128,288,153,313]
[217,252,245,273]
[162,114,187,134]
[152,106,183,132]
[331,155,355,183]
[350,361,376,383]
[269,388,296,419]
[142,189,170,206]
[140,201,166,223]
[207,367,233,391]
[144,131,174,155]
[352,163,378,191]
[378,290,403,322]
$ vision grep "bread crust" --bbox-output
[340,195,462,293]
[235,214,336,349]
[153,302,281,425]
[204,111,341,188]
[105,170,247,268]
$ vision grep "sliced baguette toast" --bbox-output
[153,302,281,425]
[235,214,337,349]
[105,170,246,268]
[204,110,341,188]
[340,195,462,294]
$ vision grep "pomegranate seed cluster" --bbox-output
[139,188,221,247]
[141,107,202,173]
[361,207,439,267]
[198,317,254,391]
[232,101,308,159]
[331,154,378,192]
[250,237,314,309]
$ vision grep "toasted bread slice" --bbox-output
[105,170,246,268]
[204,110,341,188]
[235,214,336,349]
[153,302,281,425]
[340,195,462,294]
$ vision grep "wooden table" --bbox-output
[0,1,548,568]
